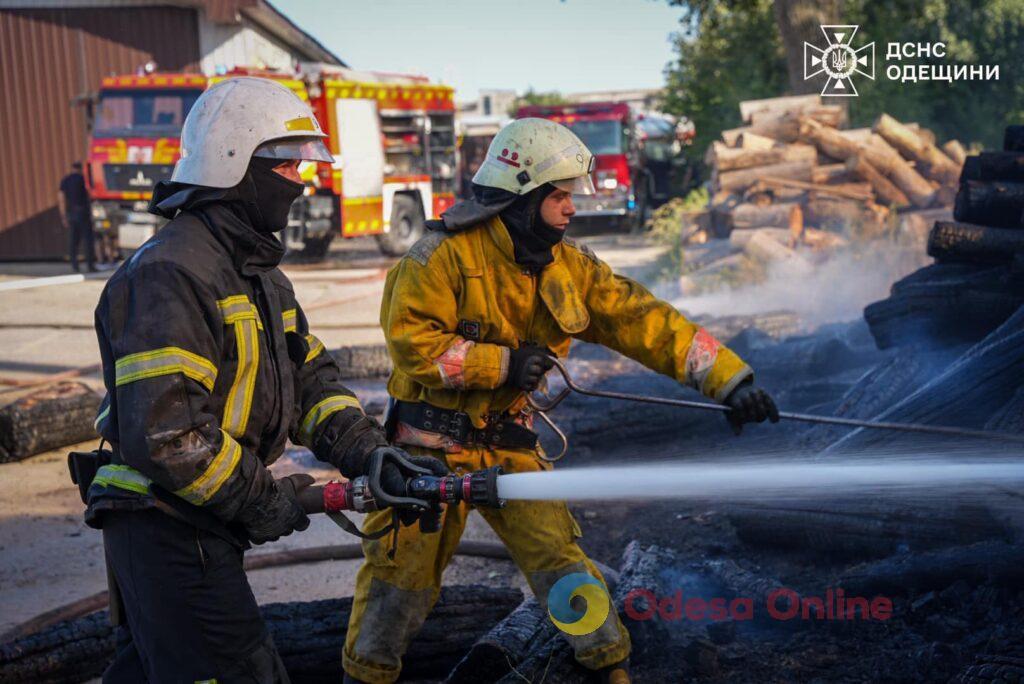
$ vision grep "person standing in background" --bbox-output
[58,161,96,273]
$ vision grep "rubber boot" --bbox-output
[599,659,631,684]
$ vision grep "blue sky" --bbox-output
[276,0,685,101]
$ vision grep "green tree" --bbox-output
[509,88,569,116]
[662,0,787,157]
[662,0,1024,155]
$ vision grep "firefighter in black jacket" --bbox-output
[86,77,443,683]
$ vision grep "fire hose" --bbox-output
[526,358,1024,461]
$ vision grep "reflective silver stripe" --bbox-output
[115,347,218,391]
[94,403,110,431]
[217,295,254,323]
[218,294,264,329]
[93,464,152,495]
[283,308,298,333]
[298,395,363,445]
[223,317,259,438]
[174,432,242,505]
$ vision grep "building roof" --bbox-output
[1,0,345,65]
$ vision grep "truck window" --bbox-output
[94,89,202,138]
[566,120,623,155]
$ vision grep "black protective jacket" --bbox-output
[88,204,384,528]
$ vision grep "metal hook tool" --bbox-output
[526,358,1024,461]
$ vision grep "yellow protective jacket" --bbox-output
[380,216,753,429]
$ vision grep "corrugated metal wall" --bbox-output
[0,6,200,259]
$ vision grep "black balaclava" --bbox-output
[499,183,563,272]
[148,157,303,273]
[150,157,303,235]
[243,157,305,234]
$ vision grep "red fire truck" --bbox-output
[85,66,456,259]
[515,101,691,230]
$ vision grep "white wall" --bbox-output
[197,14,299,76]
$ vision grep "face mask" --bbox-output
[245,158,305,233]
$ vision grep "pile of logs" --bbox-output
[865,125,1024,352]
[703,95,966,243]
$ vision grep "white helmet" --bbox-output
[472,118,596,195]
[172,77,333,188]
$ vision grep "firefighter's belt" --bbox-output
[394,401,538,449]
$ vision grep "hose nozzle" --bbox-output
[299,466,507,515]
[408,465,506,508]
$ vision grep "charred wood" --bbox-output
[954,180,1024,228]
[727,502,1009,560]
[960,152,1024,183]
[0,586,522,684]
[863,263,1024,350]
[1004,125,1024,152]
[831,304,1024,450]
[928,221,1024,265]
[839,541,1024,596]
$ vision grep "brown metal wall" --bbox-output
[0,6,200,259]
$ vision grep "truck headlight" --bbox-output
[91,204,107,219]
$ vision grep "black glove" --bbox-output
[723,381,780,435]
[369,446,450,526]
[237,474,313,544]
[505,344,556,392]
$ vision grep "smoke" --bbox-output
[669,245,930,329]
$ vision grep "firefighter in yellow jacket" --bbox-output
[343,118,779,683]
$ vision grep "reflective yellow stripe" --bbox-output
[218,295,263,330]
[93,464,152,495]
[305,334,324,363]
[174,432,242,505]
[115,347,217,391]
[283,308,298,333]
[285,116,315,131]
[223,317,259,438]
[217,295,262,438]
[299,395,363,445]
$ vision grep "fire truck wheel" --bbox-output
[376,194,425,257]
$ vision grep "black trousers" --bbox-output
[101,509,290,683]
[68,212,95,271]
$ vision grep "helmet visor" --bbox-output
[551,173,596,196]
[253,137,333,164]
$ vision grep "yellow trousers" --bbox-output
[342,444,631,683]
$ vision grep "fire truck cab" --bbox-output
[515,101,692,230]
[85,66,456,259]
[86,73,204,255]
[516,101,642,229]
